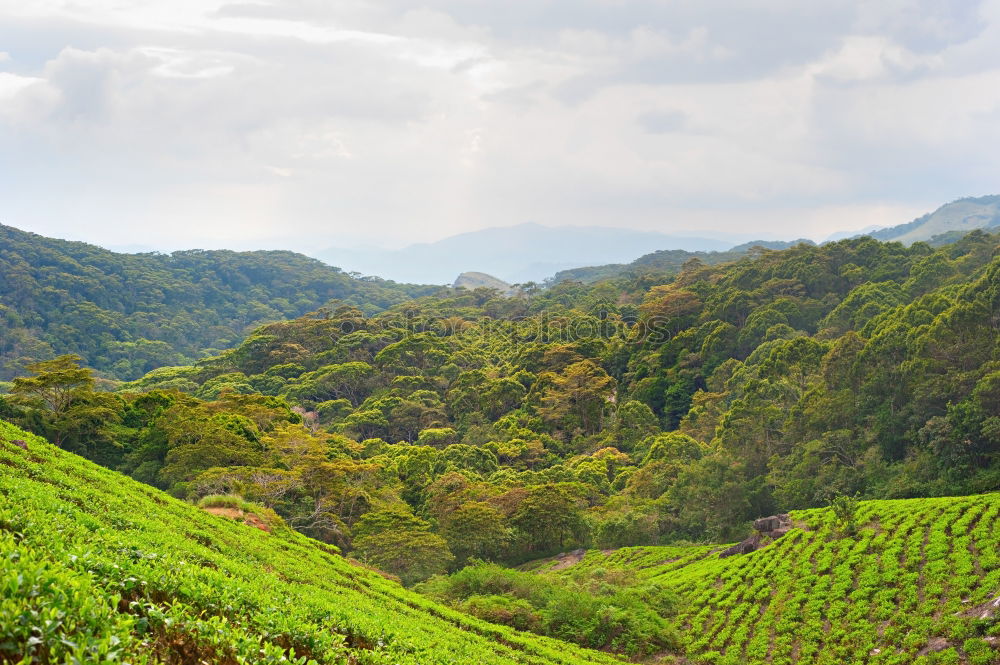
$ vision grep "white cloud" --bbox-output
[0,72,41,97]
[0,0,997,253]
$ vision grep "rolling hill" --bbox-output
[0,421,625,665]
[547,238,814,284]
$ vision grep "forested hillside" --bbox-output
[3,229,1000,663]
[0,224,436,380]
[548,238,813,284]
[2,230,999,590]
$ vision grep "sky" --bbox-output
[1,0,999,253]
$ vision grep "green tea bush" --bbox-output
[526,493,1000,665]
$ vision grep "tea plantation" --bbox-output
[5,419,1000,665]
[531,498,1000,664]
[0,421,625,665]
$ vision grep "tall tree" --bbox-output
[9,354,119,452]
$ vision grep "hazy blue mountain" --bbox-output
[824,225,885,242]
[453,271,517,295]
[315,223,734,284]
[863,195,1000,245]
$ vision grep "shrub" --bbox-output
[197,493,257,512]
[831,494,859,535]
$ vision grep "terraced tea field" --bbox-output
[534,497,1000,664]
[0,422,625,665]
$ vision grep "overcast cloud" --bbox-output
[1,0,999,252]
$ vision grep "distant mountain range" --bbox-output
[315,196,1000,286]
[315,223,736,285]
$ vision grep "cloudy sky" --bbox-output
[1,0,999,253]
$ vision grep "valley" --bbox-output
[5,2,1000,661]
[2,221,1000,663]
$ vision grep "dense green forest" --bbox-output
[3,228,1000,662]
[547,238,813,284]
[0,224,437,381]
[3,229,999,586]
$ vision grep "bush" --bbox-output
[197,493,257,512]
[418,562,679,656]
[831,494,859,535]
[963,638,995,665]
[463,595,542,632]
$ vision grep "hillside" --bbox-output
[520,494,1000,664]
[4,231,992,567]
[6,419,998,664]
[316,223,734,285]
[3,231,1000,640]
[0,224,437,380]
[867,196,1000,245]
[547,239,814,285]
[0,421,625,665]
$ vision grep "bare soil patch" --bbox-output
[202,506,271,532]
[549,549,586,571]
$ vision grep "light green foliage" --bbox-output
[197,493,256,511]
[0,423,625,665]
[416,427,459,448]
[527,495,1000,665]
[418,562,680,656]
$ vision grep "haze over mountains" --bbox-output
[316,224,738,285]
[315,196,1000,285]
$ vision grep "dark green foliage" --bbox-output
[0,224,437,380]
[6,229,1000,592]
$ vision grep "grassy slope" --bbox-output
[0,421,623,665]
[530,498,1000,665]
